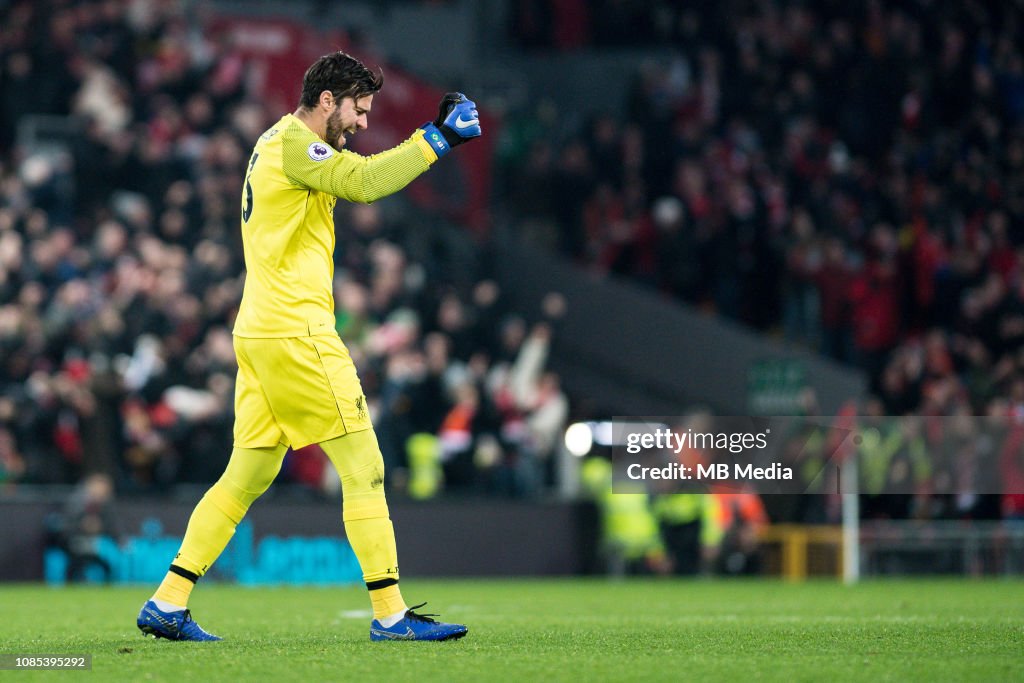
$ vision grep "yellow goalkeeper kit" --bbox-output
[231,114,438,449]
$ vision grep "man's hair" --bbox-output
[298,52,383,109]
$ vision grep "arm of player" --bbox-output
[282,127,438,204]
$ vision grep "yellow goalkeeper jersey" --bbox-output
[233,114,438,338]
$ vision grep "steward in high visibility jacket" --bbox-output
[652,494,723,575]
[581,457,667,574]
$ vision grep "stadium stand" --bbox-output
[1,0,1023,533]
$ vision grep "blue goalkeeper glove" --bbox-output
[420,92,481,159]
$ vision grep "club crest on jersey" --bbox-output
[308,142,333,161]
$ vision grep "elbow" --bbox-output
[345,183,384,205]
[359,182,393,204]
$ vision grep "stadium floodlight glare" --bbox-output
[564,422,593,457]
[565,420,673,455]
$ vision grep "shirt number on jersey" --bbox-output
[242,152,260,223]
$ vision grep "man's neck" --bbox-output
[293,107,326,140]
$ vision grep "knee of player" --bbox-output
[219,470,277,504]
[342,464,385,493]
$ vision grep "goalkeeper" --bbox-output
[136,51,480,642]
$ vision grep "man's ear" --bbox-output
[319,90,335,111]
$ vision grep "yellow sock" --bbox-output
[154,571,195,606]
[172,481,247,578]
[369,583,407,619]
[159,444,286,599]
[321,431,407,620]
[345,514,406,618]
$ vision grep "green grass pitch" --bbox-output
[1,579,1023,681]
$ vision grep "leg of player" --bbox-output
[137,443,287,641]
[319,430,467,641]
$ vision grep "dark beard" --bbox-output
[325,110,345,149]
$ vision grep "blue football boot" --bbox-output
[137,600,222,641]
[369,603,467,642]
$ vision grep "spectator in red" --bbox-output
[850,225,902,386]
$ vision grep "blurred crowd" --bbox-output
[501,0,1024,416]
[3,0,1024,533]
[0,0,568,497]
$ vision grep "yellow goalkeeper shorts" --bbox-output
[232,333,372,449]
